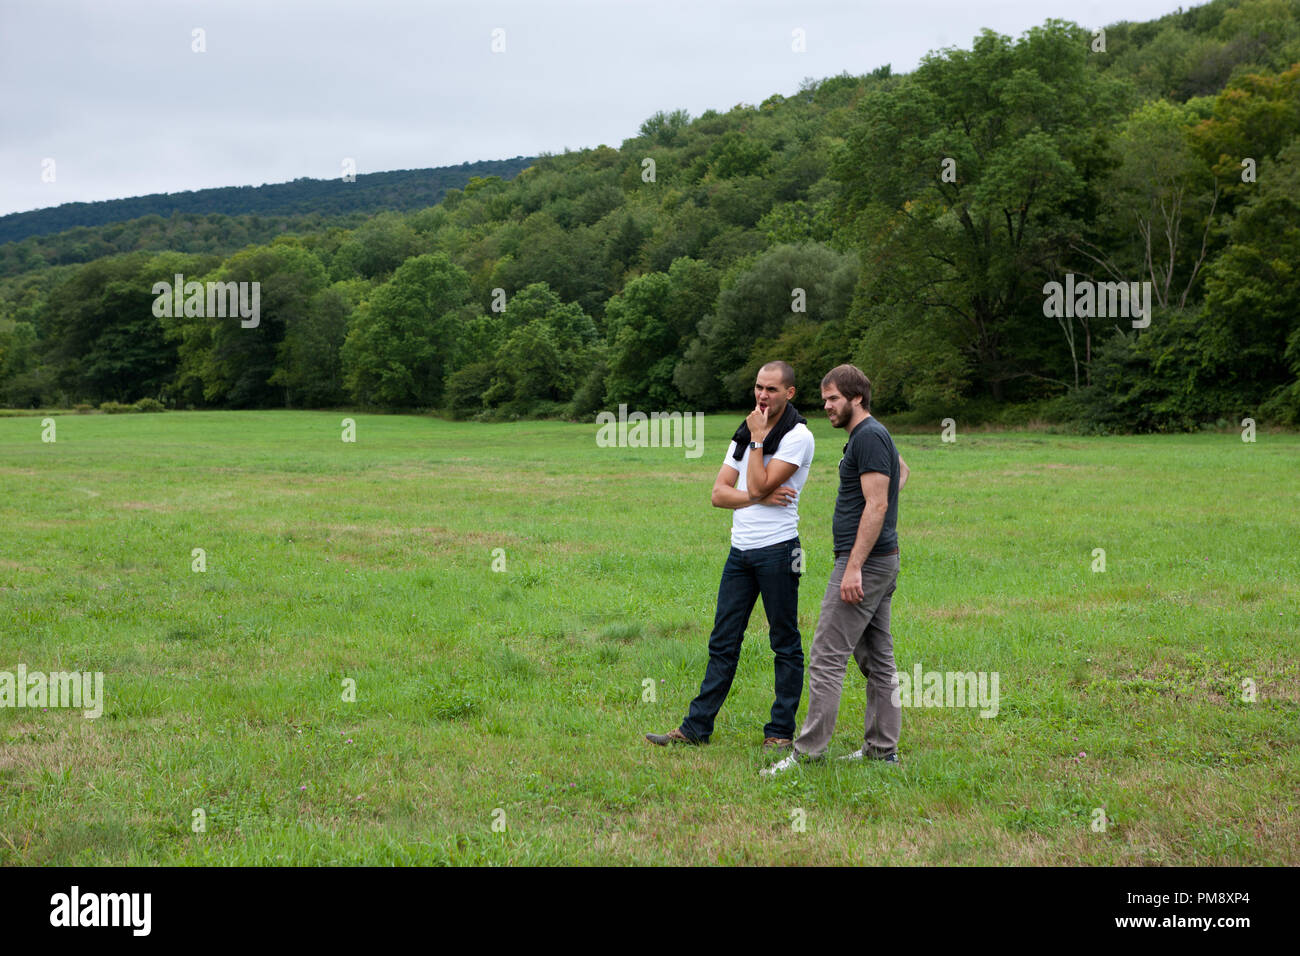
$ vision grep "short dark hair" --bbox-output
[821,364,871,410]
[759,360,796,388]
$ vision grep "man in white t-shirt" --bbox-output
[645,361,815,749]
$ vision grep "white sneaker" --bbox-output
[760,753,802,777]
[838,748,900,765]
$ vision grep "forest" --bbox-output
[0,157,534,247]
[1,0,1297,432]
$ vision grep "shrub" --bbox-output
[444,362,493,420]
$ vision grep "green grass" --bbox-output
[1,411,1297,865]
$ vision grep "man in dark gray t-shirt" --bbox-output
[764,363,910,776]
[833,415,899,556]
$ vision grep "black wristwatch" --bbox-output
[749,440,761,449]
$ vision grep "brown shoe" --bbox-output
[763,737,793,750]
[645,727,700,746]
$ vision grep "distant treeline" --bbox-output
[0,211,370,280]
[0,158,534,248]
[2,0,1299,432]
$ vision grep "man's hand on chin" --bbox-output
[745,404,770,441]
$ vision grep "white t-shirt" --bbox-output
[722,423,815,550]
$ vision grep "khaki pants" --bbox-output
[793,551,900,758]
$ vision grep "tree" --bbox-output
[707,131,771,179]
[1189,61,1300,210]
[42,251,211,403]
[269,278,368,407]
[832,21,1131,403]
[489,211,612,319]
[1202,138,1300,422]
[604,258,719,408]
[341,253,470,407]
[480,283,599,415]
[674,242,856,408]
[1082,100,1218,310]
[1062,99,1220,387]
[178,242,329,407]
[485,321,569,413]
[0,318,41,405]
[639,109,692,147]
[330,213,422,280]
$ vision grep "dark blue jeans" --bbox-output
[680,536,804,742]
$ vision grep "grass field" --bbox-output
[1,410,1297,865]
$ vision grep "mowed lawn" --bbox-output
[1,410,1297,865]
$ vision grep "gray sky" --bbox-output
[1,0,1187,217]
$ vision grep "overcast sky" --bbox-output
[1,0,1190,217]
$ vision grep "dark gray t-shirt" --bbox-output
[832,415,899,555]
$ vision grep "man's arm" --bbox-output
[712,463,798,509]
[711,464,749,509]
[840,471,890,604]
[899,455,910,492]
[745,447,799,502]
